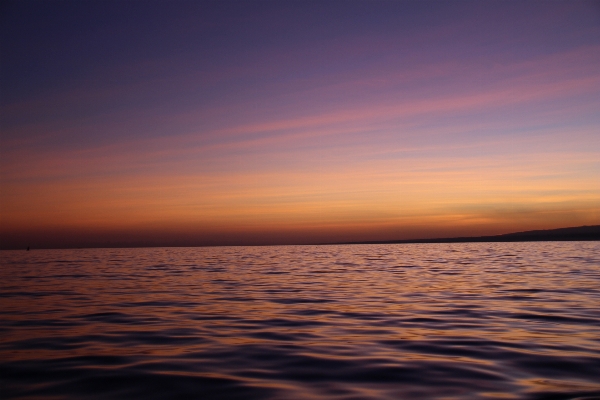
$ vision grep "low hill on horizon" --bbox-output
[340,225,600,245]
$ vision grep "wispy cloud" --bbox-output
[2,2,599,245]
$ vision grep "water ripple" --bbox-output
[1,242,600,399]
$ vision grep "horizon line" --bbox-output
[3,225,599,251]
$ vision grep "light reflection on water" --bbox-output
[1,242,600,399]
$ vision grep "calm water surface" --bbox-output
[1,242,600,399]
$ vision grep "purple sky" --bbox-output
[1,0,599,248]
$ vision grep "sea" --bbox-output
[1,242,599,399]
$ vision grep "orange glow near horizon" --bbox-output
[1,1,599,248]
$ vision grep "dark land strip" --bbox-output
[337,225,600,245]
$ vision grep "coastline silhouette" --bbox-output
[337,225,600,245]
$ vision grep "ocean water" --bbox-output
[1,242,600,400]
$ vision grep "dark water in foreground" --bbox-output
[1,242,600,400]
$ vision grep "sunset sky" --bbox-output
[1,0,599,248]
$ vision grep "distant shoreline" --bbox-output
[3,225,599,251]
[336,225,600,245]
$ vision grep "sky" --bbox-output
[1,0,599,249]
